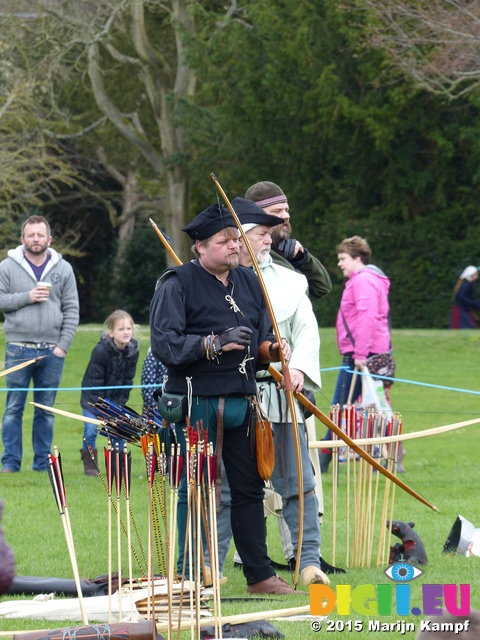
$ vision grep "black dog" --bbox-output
[387,520,428,565]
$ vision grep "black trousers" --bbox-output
[176,396,274,585]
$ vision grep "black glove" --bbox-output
[277,239,308,266]
[277,238,297,261]
[216,326,252,348]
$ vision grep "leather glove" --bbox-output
[258,340,282,363]
[216,326,252,348]
[277,238,298,261]
[277,239,308,266]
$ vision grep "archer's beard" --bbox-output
[256,249,270,264]
[227,253,239,269]
[271,223,291,248]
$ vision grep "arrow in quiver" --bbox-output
[89,398,176,455]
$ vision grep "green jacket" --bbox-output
[271,248,332,301]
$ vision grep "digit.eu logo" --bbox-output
[309,563,470,618]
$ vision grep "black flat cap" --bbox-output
[182,203,237,240]
[232,197,284,227]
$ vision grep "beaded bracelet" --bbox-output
[212,335,222,359]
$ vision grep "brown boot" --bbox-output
[247,575,306,596]
[80,449,99,476]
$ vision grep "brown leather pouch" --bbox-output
[252,397,275,481]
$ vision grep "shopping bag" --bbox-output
[361,367,393,420]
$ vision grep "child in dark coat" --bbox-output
[80,310,139,475]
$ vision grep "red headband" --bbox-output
[255,194,288,208]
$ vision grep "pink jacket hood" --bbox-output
[336,265,391,360]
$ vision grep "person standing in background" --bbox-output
[80,310,139,475]
[319,236,392,473]
[450,265,480,329]
[0,215,79,473]
[140,347,167,410]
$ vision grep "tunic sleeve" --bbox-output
[150,275,205,368]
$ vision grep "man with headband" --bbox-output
[244,181,332,300]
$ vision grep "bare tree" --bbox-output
[0,0,203,263]
[358,0,480,99]
[0,73,85,252]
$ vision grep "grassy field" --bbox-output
[0,326,479,639]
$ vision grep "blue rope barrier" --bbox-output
[0,367,479,395]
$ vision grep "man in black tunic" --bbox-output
[150,203,298,595]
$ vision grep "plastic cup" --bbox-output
[38,281,51,301]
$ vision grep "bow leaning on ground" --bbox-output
[210,173,305,589]
[267,366,439,512]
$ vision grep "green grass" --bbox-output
[1,326,480,639]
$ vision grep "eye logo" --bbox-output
[384,563,424,582]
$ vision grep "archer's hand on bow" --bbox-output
[258,338,290,363]
[286,368,305,393]
[215,326,252,352]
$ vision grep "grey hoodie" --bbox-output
[0,245,79,352]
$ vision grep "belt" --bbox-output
[9,342,56,349]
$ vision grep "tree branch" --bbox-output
[358,0,480,98]
[87,41,164,174]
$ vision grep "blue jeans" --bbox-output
[322,353,362,446]
[82,407,124,452]
[82,408,100,450]
[1,344,65,472]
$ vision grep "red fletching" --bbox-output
[53,451,67,509]
[188,426,197,447]
[114,445,122,498]
[47,454,63,513]
[104,447,112,494]
[209,454,216,485]
[176,455,183,489]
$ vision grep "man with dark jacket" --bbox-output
[149,202,300,595]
